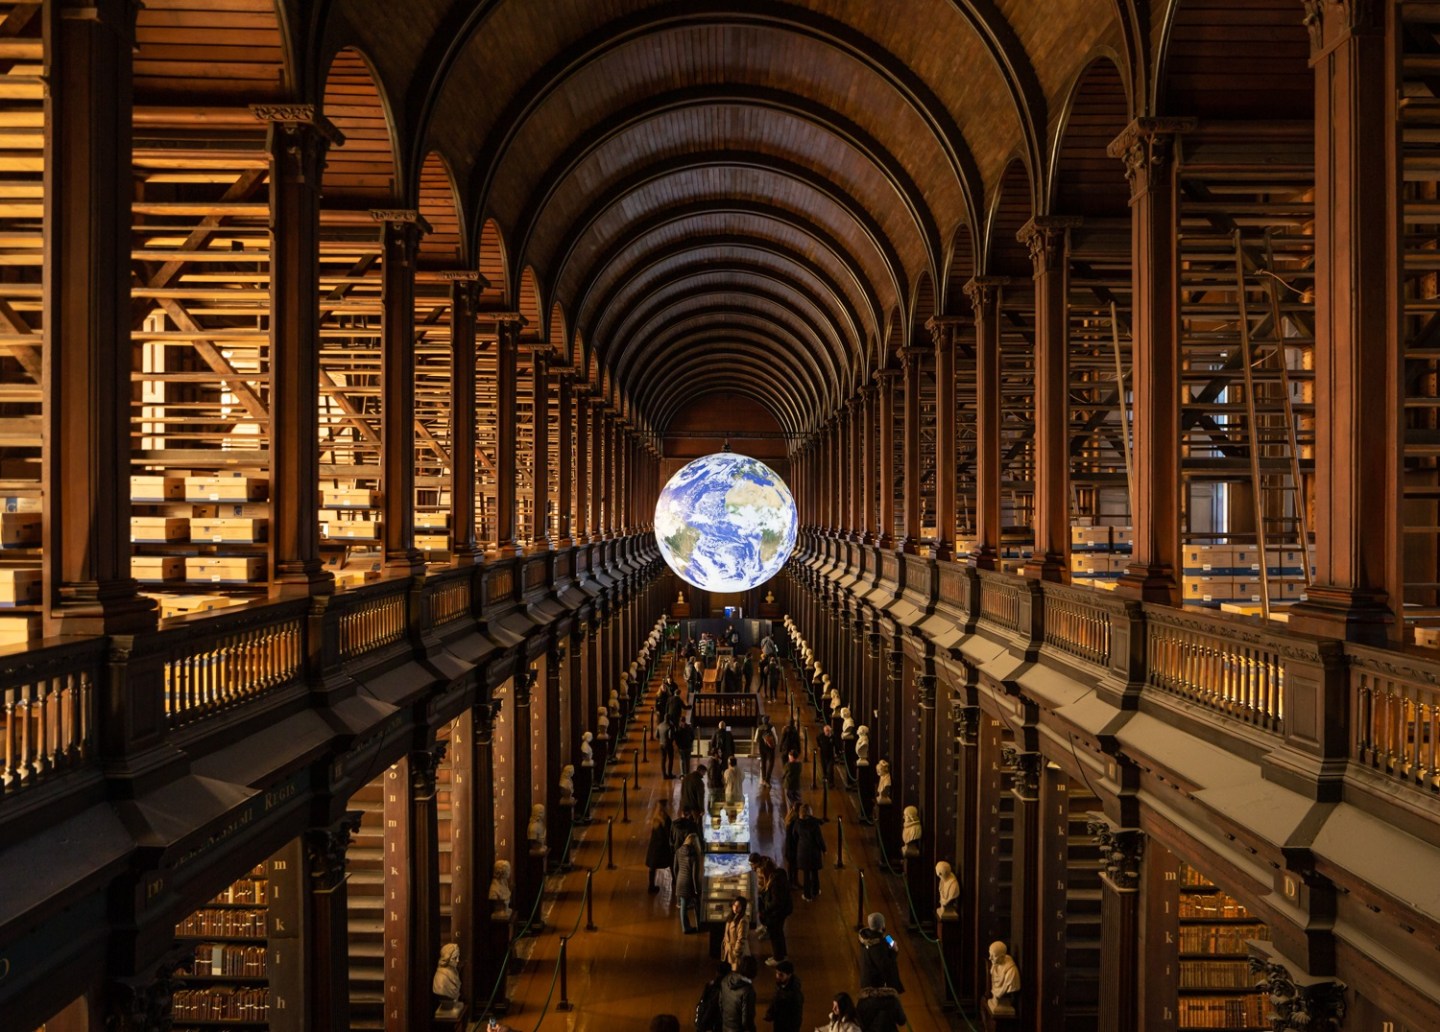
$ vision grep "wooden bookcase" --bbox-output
[1171,860,1270,1031]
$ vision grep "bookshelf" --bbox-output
[1174,861,1270,1031]
[172,865,271,1029]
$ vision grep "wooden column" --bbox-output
[971,719,1010,1001]
[373,210,429,577]
[1108,119,1192,604]
[575,388,591,542]
[1032,763,1071,1030]
[446,273,482,563]
[46,0,155,636]
[951,706,982,1006]
[965,278,1008,571]
[449,704,495,1023]
[875,369,899,548]
[605,411,618,538]
[557,371,575,546]
[1088,816,1144,1032]
[493,315,525,556]
[589,401,605,539]
[915,672,939,921]
[860,386,877,543]
[258,106,340,594]
[1006,749,1043,1031]
[530,348,553,550]
[928,318,960,561]
[303,813,362,1032]
[834,406,850,537]
[1020,217,1081,582]
[900,346,925,554]
[509,669,538,913]
[1288,1,1394,642]
[847,394,862,540]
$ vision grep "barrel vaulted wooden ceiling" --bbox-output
[132,0,1310,439]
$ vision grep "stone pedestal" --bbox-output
[903,845,931,932]
[842,735,857,783]
[432,1000,465,1032]
[477,910,513,1015]
[574,763,594,823]
[983,997,1018,1031]
[516,845,548,935]
[556,798,576,868]
[595,734,611,783]
[938,913,965,1008]
[857,761,876,824]
[876,800,900,872]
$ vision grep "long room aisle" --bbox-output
[490,649,965,1031]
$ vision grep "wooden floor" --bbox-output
[490,652,969,1031]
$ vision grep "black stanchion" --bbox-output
[856,870,866,931]
[810,752,818,791]
[556,936,572,1011]
[633,749,640,786]
[642,725,649,763]
[835,816,846,869]
[621,776,630,823]
[606,817,616,870]
[585,870,596,931]
[822,777,829,821]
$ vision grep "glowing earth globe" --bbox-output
[653,452,798,592]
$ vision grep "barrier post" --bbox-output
[621,776,630,823]
[556,936,572,1011]
[642,725,649,763]
[856,870,866,931]
[633,748,640,786]
[835,816,846,869]
[585,870,597,931]
[606,817,616,870]
[822,777,829,821]
[811,752,818,791]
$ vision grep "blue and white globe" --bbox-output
[654,452,798,592]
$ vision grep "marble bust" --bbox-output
[829,689,843,716]
[527,804,547,852]
[608,688,620,717]
[855,725,870,763]
[596,705,610,736]
[559,763,575,802]
[902,805,922,854]
[876,760,892,803]
[988,940,1020,1012]
[841,708,856,739]
[936,861,960,917]
[488,860,512,915]
[581,731,594,765]
[432,942,461,1000]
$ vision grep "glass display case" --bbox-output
[705,799,750,852]
[702,852,756,924]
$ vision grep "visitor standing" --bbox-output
[719,955,758,1032]
[817,725,838,788]
[681,763,708,818]
[712,721,735,766]
[676,717,696,773]
[724,756,743,804]
[781,750,803,814]
[721,895,751,968]
[761,960,803,1032]
[854,986,907,1032]
[756,860,792,966]
[857,913,905,993]
[795,804,826,901]
[815,993,862,1032]
[658,718,676,779]
[754,716,777,783]
[645,800,674,894]
[674,832,703,933]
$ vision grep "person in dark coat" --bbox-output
[657,718,676,779]
[854,985,907,1032]
[779,721,800,762]
[754,716,777,783]
[681,764,708,818]
[718,954,758,1032]
[712,721,735,766]
[757,860,792,964]
[782,805,801,883]
[795,805,826,900]
[817,725,838,788]
[666,687,686,727]
[696,962,730,1032]
[676,717,696,773]
[765,660,782,702]
[674,832,703,933]
[742,652,754,689]
[762,960,803,1032]
[645,800,674,893]
[857,913,905,993]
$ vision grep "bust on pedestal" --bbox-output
[986,941,1020,1020]
[935,861,963,1006]
[432,941,464,1025]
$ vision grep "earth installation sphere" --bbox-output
[653,452,798,592]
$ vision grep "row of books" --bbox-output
[172,986,269,1022]
[1179,891,1252,920]
[208,875,268,906]
[176,907,266,940]
[1178,923,1268,955]
[1179,959,1253,989]
[181,943,267,977]
[1176,994,1266,1028]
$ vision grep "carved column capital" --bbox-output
[304,810,363,889]
[1002,745,1042,797]
[1304,0,1378,50]
[951,703,981,746]
[1085,814,1145,892]
[1248,954,1347,1032]
[963,275,1010,313]
[410,742,449,797]
[885,648,905,681]
[105,946,193,1032]
[925,314,963,350]
[865,630,885,658]
[1017,215,1083,272]
[1106,118,1197,199]
[914,672,937,709]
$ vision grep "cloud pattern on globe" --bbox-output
[653,452,798,593]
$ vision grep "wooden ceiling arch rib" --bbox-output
[1153,0,1312,120]
[555,163,892,338]
[517,267,543,341]
[1048,55,1132,219]
[416,151,465,269]
[133,0,292,105]
[985,158,1036,279]
[640,353,812,434]
[320,47,399,207]
[943,222,979,315]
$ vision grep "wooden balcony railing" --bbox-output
[1351,648,1440,793]
[1042,584,1113,669]
[163,601,306,727]
[0,638,103,792]
[977,571,1022,632]
[427,570,473,628]
[1143,607,1284,732]
[337,580,410,661]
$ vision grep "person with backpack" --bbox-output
[719,955,758,1032]
[658,718,677,779]
[676,717,696,773]
[696,961,731,1031]
[781,750,803,815]
[857,913,905,993]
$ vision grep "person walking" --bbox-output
[815,992,862,1032]
[781,750,803,814]
[688,658,704,695]
[724,755,744,805]
[676,717,696,773]
[857,913,905,992]
[721,895,751,969]
[761,960,803,1032]
[719,955,758,1032]
[645,800,674,894]
[754,716,777,783]
[757,860,792,966]
[674,832,703,933]
[681,763,708,818]
[666,685,687,727]
[765,659,782,702]
[779,721,801,763]
[658,718,676,779]
[795,804,826,901]
[854,985,907,1032]
[782,805,801,883]
[817,725,838,788]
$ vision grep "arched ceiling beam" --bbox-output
[598,258,860,382]
[581,230,875,349]
[569,202,894,356]
[443,3,985,258]
[656,381,802,441]
[621,302,834,415]
[549,153,903,332]
[513,88,941,284]
[641,348,814,434]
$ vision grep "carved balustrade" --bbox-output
[0,638,103,792]
[161,599,307,726]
